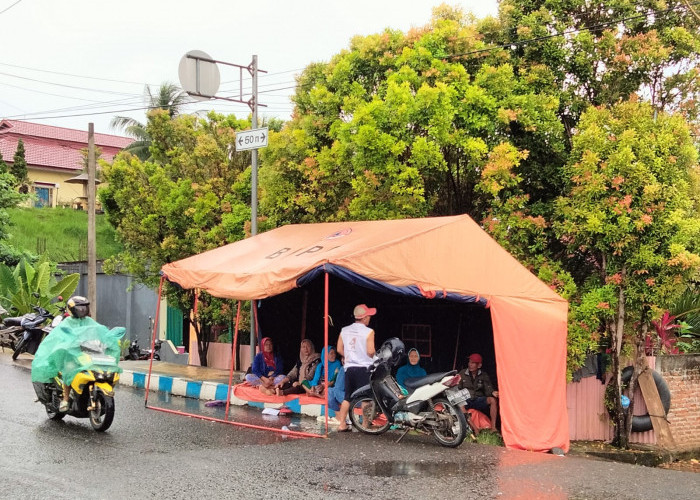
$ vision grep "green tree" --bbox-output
[100,110,254,364]
[497,0,700,132]
[261,6,565,226]
[554,100,700,447]
[110,82,189,160]
[0,150,8,174]
[11,138,28,190]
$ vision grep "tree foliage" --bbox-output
[100,110,254,364]
[0,255,79,315]
[11,138,28,188]
[554,100,700,446]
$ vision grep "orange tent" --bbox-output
[162,215,569,452]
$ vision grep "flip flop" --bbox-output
[337,426,352,433]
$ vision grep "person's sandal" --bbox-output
[59,400,69,412]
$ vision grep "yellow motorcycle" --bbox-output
[33,339,121,432]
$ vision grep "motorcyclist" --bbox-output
[58,296,91,412]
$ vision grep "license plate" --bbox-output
[89,354,116,365]
[446,387,470,405]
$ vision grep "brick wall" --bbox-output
[656,355,700,451]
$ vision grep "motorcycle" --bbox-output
[33,337,121,432]
[348,338,469,448]
[126,338,161,360]
[9,305,65,361]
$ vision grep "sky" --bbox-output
[0,0,499,137]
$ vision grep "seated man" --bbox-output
[457,353,499,433]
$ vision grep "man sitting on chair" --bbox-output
[458,353,499,433]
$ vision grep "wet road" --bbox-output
[1,352,698,500]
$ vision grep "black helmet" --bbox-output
[67,295,90,319]
[377,337,405,367]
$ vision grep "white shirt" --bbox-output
[340,322,374,369]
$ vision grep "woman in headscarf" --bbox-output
[275,339,321,396]
[245,337,285,396]
[395,348,427,391]
[303,345,342,397]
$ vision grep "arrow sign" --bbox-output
[235,127,269,151]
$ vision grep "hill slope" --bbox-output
[6,207,123,262]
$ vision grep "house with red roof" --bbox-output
[0,120,132,207]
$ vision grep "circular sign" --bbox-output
[178,49,220,101]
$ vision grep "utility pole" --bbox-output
[87,123,97,318]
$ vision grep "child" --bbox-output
[303,345,341,397]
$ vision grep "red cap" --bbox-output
[353,304,377,319]
[468,353,482,363]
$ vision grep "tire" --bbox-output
[430,397,468,448]
[89,389,115,432]
[348,396,391,435]
[620,366,671,433]
[12,336,27,360]
[44,385,65,421]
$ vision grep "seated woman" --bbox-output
[275,339,320,396]
[244,337,285,396]
[303,345,342,397]
[395,348,427,392]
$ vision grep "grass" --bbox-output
[475,429,505,446]
[5,207,123,262]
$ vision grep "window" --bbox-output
[400,324,432,357]
[34,186,53,208]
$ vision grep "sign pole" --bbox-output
[250,54,259,366]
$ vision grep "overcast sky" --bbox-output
[0,0,498,136]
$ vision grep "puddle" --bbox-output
[365,460,491,478]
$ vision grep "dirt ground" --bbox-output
[569,440,700,473]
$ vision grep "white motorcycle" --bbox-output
[348,338,469,447]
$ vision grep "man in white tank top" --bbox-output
[336,304,377,432]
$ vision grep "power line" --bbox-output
[0,61,150,86]
[0,0,23,16]
[0,70,139,96]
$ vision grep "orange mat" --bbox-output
[232,383,326,406]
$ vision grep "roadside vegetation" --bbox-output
[5,207,123,262]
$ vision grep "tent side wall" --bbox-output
[491,296,570,452]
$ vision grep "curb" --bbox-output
[119,369,337,418]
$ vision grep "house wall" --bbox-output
[567,355,700,450]
[26,168,83,207]
[655,355,700,450]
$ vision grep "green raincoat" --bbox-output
[31,316,125,386]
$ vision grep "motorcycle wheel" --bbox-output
[89,390,115,432]
[430,397,467,448]
[45,386,65,421]
[348,396,390,435]
[11,336,26,360]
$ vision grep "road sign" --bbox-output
[236,127,268,151]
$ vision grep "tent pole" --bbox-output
[225,300,242,419]
[145,275,165,406]
[452,312,462,371]
[324,271,329,435]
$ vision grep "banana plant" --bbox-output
[0,255,79,315]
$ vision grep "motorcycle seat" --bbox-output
[3,316,25,326]
[403,370,457,390]
[21,315,46,328]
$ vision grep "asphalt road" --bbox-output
[1,351,698,500]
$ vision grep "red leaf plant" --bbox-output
[647,312,681,355]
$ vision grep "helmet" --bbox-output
[67,296,90,319]
[377,337,405,367]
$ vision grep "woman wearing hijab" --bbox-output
[303,345,342,397]
[395,348,427,391]
[245,337,285,396]
[275,339,321,396]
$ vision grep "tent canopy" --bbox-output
[162,215,569,452]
